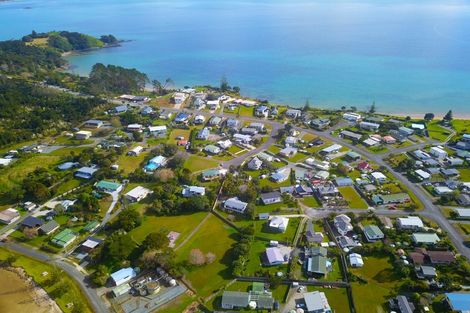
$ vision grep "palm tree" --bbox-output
[163,78,174,89]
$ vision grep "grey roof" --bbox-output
[21,216,44,228]
[420,265,437,277]
[307,256,327,275]
[39,220,59,233]
[260,191,281,202]
[221,291,250,308]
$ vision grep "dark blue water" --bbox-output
[2,0,470,115]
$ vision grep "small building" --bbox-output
[303,291,332,313]
[399,126,414,137]
[182,186,206,197]
[389,295,415,313]
[279,147,298,158]
[383,135,396,144]
[457,194,470,206]
[21,216,44,229]
[430,146,448,159]
[75,166,98,179]
[343,112,362,122]
[285,109,302,118]
[127,146,144,156]
[412,232,440,245]
[144,155,167,172]
[269,216,289,233]
[204,144,221,155]
[257,152,274,162]
[345,151,361,161]
[209,116,223,126]
[110,267,136,286]
[363,225,384,242]
[0,208,20,225]
[397,216,424,230]
[111,283,131,298]
[334,177,354,187]
[127,123,143,132]
[349,253,364,268]
[217,139,232,149]
[84,119,104,128]
[75,130,92,140]
[416,265,437,279]
[226,118,241,129]
[441,168,460,178]
[360,121,380,131]
[415,169,431,181]
[125,186,153,202]
[371,171,387,184]
[247,157,263,170]
[51,229,77,248]
[371,193,411,205]
[196,127,210,140]
[271,168,290,183]
[148,125,167,137]
[260,191,282,205]
[265,247,285,266]
[39,220,59,235]
[95,180,123,193]
[320,144,342,155]
[201,168,227,181]
[340,130,362,142]
[310,118,330,130]
[114,105,128,114]
[224,197,248,214]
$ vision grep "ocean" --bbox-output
[1,0,470,115]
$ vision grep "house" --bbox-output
[371,171,387,184]
[454,208,470,219]
[217,139,232,149]
[265,247,285,265]
[334,214,353,235]
[255,105,269,117]
[345,151,361,161]
[338,236,359,249]
[193,98,206,110]
[383,135,396,144]
[279,147,298,158]
[148,125,167,137]
[427,250,456,264]
[416,265,437,279]
[174,112,191,124]
[221,291,250,310]
[182,186,206,197]
[224,197,248,214]
[204,144,221,155]
[140,106,154,115]
[206,100,219,110]
[196,127,210,140]
[389,295,415,313]
[22,202,37,212]
[305,220,324,243]
[233,134,252,144]
[434,186,453,195]
[334,177,354,187]
[257,152,274,162]
[260,191,282,205]
[201,168,227,181]
[303,291,332,313]
[316,183,339,198]
[39,220,60,235]
[159,111,172,120]
[113,105,128,114]
[21,216,44,229]
[285,136,298,147]
[310,118,330,130]
[269,216,289,232]
[360,121,380,131]
[295,184,313,197]
[249,122,266,132]
[127,146,144,156]
[343,112,362,122]
[306,254,328,276]
[0,208,20,225]
[411,123,425,132]
[144,155,167,172]
[446,157,464,166]
[226,118,241,129]
[415,169,431,181]
[110,267,137,286]
[80,237,103,253]
[363,225,384,242]
[340,130,362,142]
[125,186,152,202]
[399,126,414,137]
[285,109,302,118]
[127,123,143,132]
[173,92,187,105]
[357,161,371,172]
[75,130,92,140]
[349,253,364,268]
[75,166,98,179]
[371,193,410,205]
[51,229,77,248]
[119,95,149,102]
[84,119,104,128]
[363,137,380,147]
[241,127,258,136]
[397,216,424,230]
[95,180,123,193]
[193,115,205,124]
[430,146,448,159]
[445,293,470,313]
[320,144,342,155]
[441,168,460,178]
[457,194,470,206]
[0,158,14,167]
[412,233,440,245]
[271,168,290,183]
[413,150,431,160]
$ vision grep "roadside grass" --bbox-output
[366,145,388,154]
[129,212,208,246]
[350,254,400,313]
[300,196,321,208]
[456,223,470,236]
[289,152,309,163]
[452,119,470,133]
[338,186,368,209]
[267,145,281,155]
[459,168,470,181]
[427,121,451,141]
[0,247,93,313]
[301,133,317,142]
[237,106,254,117]
[306,286,351,313]
[258,177,293,189]
[175,214,237,298]
[183,154,219,172]
[228,145,244,154]
[253,217,300,243]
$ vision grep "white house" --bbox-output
[247,157,263,170]
[285,109,302,118]
[127,146,144,156]
[148,125,167,137]
[75,130,92,140]
[304,291,332,313]
[334,214,353,235]
[127,124,143,132]
[265,247,285,266]
[269,216,289,233]
[0,208,20,225]
[360,121,380,131]
[279,147,298,158]
[349,253,364,268]
[125,186,153,202]
[110,268,136,286]
[182,186,206,197]
[371,172,387,184]
[173,92,188,105]
[415,169,431,181]
[223,197,248,214]
[397,216,424,230]
[343,112,362,122]
[217,139,232,149]
[430,146,448,159]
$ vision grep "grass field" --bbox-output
[306,286,351,313]
[116,146,149,175]
[350,254,400,313]
[300,196,321,208]
[452,119,470,133]
[0,247,93,313]
[459,168,470,181]
[427,121,452,141]
[456,223,470,236]
[175,214,237,298]
[167,128,191,143]
[237,106,254,117]
[183,154,220,172]
[129,212,208,245]
[339,186,368,209]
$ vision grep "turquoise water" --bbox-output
[1,0,470,115]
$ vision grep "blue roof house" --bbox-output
[110,267,136,286]
[144,155,167,172]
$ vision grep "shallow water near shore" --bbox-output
[1,0,470,116]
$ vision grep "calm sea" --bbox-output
[1,0,470,115]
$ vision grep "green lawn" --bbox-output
[129,212,208,245]
[300,196,321,208]
[53,178,82,196]
[456,223,470,236]
[116,148,149,175]
[0,247,93,313]
[155,292,195,313]
[339,186,368,209]
[183,154,220,172]
[459,168,470,181]
[452,119,470,133]
[289,152,309,163]
[167,128,191,143]
[350,254,400,313]
[237,106,254,117]
[307,286,351,313]
[427,121,451,141]
[175,214,237,298]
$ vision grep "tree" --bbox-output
[23,227,38,239]
[182,196,210,212]
[303,99,311,112]
[424,113,435,121]
[205,252,216,264]
[369,102,376,114]
[443,110,453,122]
[106,233,136,261]
[341,106,346,111]
[143,231,169,251]
[152,79,163,95]
[220,76,230,92]
[90,265,108,286]
[116,208,141,231]
[154,168,175,182]
[189,249,206,265]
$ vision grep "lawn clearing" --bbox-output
[237,106,254,117]
[300,196,321,208]
[307,286,351,313]
[167,128,191,143]
[254,217,300,243]
[116,147,149,175]
[339,186,368,209]
[183,154,219,172]
[175,214,237,298]
[427,121,451,141]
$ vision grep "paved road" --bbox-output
[0,242,108,313]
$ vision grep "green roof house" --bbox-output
[51,228,77,248]
[412,233,440,245]
[221,291,250,310]
[83,221,100,232]
[363,225,384,242]
[95,180,123,193]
